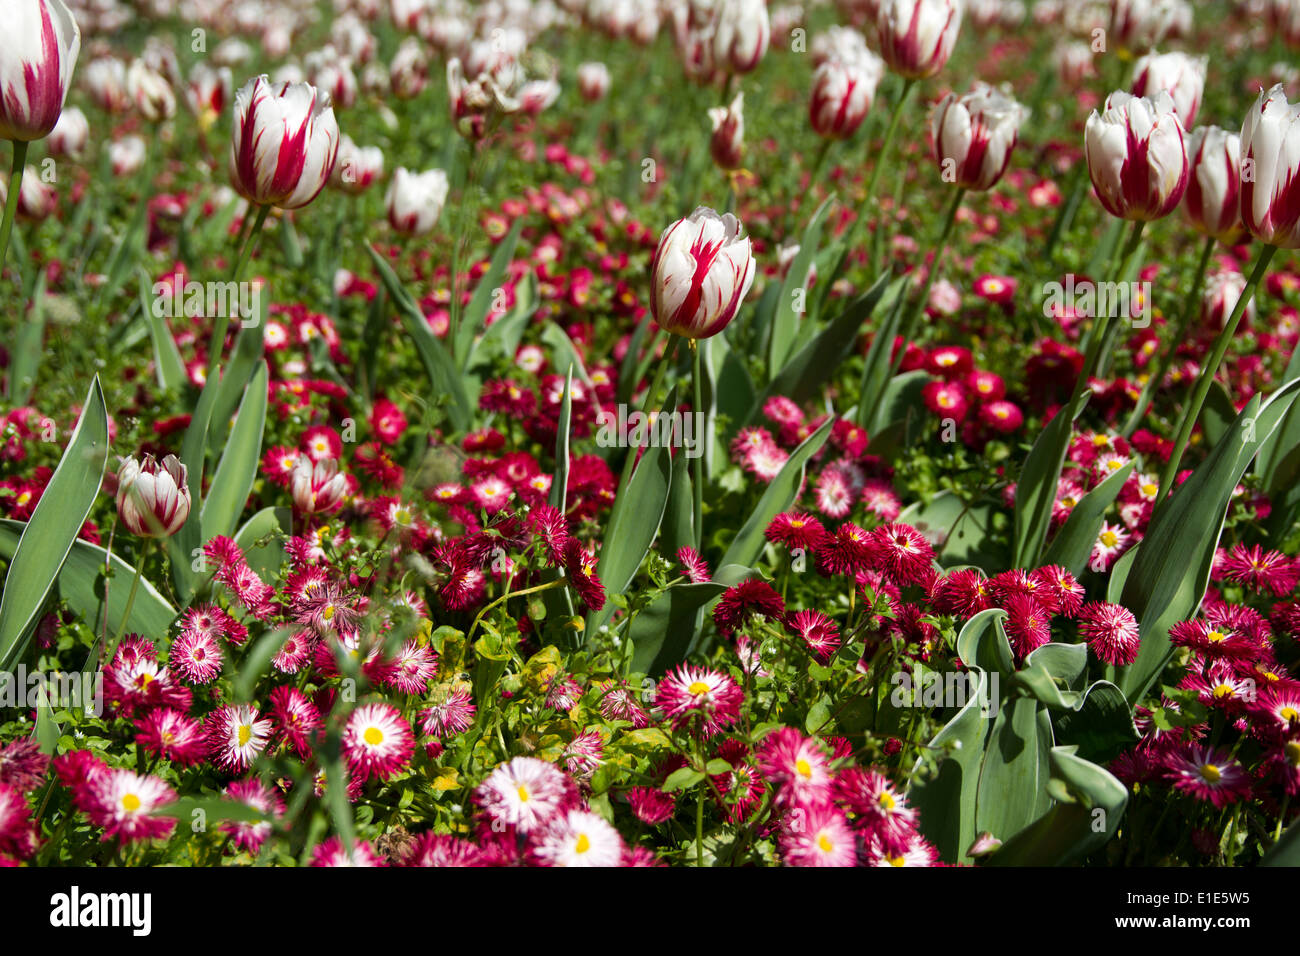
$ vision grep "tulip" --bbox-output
[116,454,191,538]
[447,57,519,141]
[875,0,963,80]
[712,0,771,74]
[309,53,358,110]
[0,0,81,142]
[1201,270,1254,331]
[1052,41,1095,87]
[126,58,176,123]
[229,76,340,211]
[12,166,55,220]
[809,53,884,140]
[184,63,232,132]
[519,78,561,116]
[331,134,384,194]
[109,135,146,177]
[931,82,1027,191]
[46,104,87,157]
[1240,84,1300,249]
[291,456,348,514]
[577,62,610,102]
[1084,91,1188,222]
[386,166,449,236]
[1184,126,1244,243]
[708,92,744,171]
[1108,0,1178,54]
[810,26,871,67]
[1130,50,1206,128]
[650,206,756,340]
[83,56,128,113]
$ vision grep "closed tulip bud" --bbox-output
[1052,41,1095,87]
[291,456,348,514]
[875,0,963,80]
[229,76,340,210]
[1185,126,1244,243]
[0,166,54,220]
[0,0,80,143]
[1202,270,1254,330]
[519,78,561,116]
[708,92,745,171]
[809,54,883,140]
[386,166,449,235]
[447,58,519,141]
[931,81,1028,191]
[310,55,358,110]
[115,454,190,538]
[126,58,176,123]
[109,135,146,177]
[1130,50,1205,128]
[1085,91,1188,221]
[811,26,871,67]
[184,63,232,133]
[1108,0,1178,54]
[577,62,609,101]
[650,206,756,340]
[331,134,384,194]
[713,0,771,74]
[46,104,86,157]
[1240,84,1300,248]
[83,56,128,113]
[389,38,428,100]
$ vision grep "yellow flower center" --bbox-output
[817,834,834,853]
[1199,763,1222,783]
[1212,684,1235,699]
[364,726,384,747]
[1207,631,1227,643]
[687,681,710,695]
[1280,706,1299,723]
[1100,531,1118,547]
[1140,483,1157,496]
[878,791,896,811]
[322,605,336,621]
[574,834,591,854]
[121,793,141,812]
[795,758,812,778]
[237,724,252,747]
[888,855,906,867]
[1286,742,1300,767]
[517,785,530,802]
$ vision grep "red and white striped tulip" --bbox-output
[1130,50,1206,128]
[809,53,884,140]
[83,56,128,113]
[931,81,1028,191]
[1240,84,1300,249]
[1184,126,1244,243]
[0,0,80,142]
[115,454,191,538]
[331,134,384,194]
[1084,90,1188,221]
[1201,270,1255,330]
[577,62,609,102]
[229,76,340,210]
[109,135,146,177]
[184,63,232,131]
[291,456,348,514]
[712,0,771,74]
[650,206,756,340]
[46,104,86,156]
[875,0,963,80]
[385,166,449,236]
[708,92,745,171]
[126,58,176,123]
[1108,0,1178,54]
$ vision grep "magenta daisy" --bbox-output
[1078,601,1141,665]
[779,803,858,867]
[419,684,477,738]
[406,833,484,867]
[206,703,273,773]
[1217,543,1300,596]
[627,786,677,825]
[833,767,918,854]
[654,664,744,737]
[562,728,605,778]
[220,779,283,854]
[787,609,842,662]
[1032,564,1085,617]
[343,703,415,781]
[474,757,576,834]
[531,808,625,867]
[170,628,224,684]
[309,836,387,867]
[88,769,176,843]
[0,785,37,860]
[1163,745,1252,808]
[757,727,833,808]
[270,685,322,758]
[1002,595,1052,658]
[866,830,940,867]
[765,512,829,551]
[135,709,207,766]
[868,523,936,587]
[713,578,785,635]
[380,638,438,695]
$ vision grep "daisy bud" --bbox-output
[809,54,884,140]
[1084,91,1188,221]
[650,206,756,340]
[229,75,340,211]
[45,104,85,157]
[126,57,175,123]
[115,454,191,538]
[1240,84,1300,249]
[931,81,1028,191]
[290,456,348,514]
[1130,50,1206,128]
[875,0,964,81]
[708,91,745,171]
[0,0,80,143]
[385,166,449,236]
[576,62,609,102]
[1184,126,1244,243]
[712,0,771,74]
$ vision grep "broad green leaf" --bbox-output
[207,290,269,453]
[456,218,524,366]
[718,416,834,571]
[1119,377,1300,702]
[1261,817,1300,866]
[1041,461,1134,576]
[233,506,290,583]
[138,270,187,392]
[6,272,47,404]
[954,608,1016,680]
[168,368,221,599]
[1013,389,1092,569]
[585,388,678,636]
[974,697,1054,844]
[1199,380,1238,450]
[628,563,754,674]
[1050,680,1139,764]
[0,377,108,670]
[898,491,1007,573]
[201,360,268,546]
[767,197,832,378]
[467,271,537,372]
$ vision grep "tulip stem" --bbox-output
[208,204,270,367]
[691,340,705,549]
[1122,234,1216,438]
[888,186,965,379]
[0,141,29,279]
[1071,219,1146,407]
[108,539,151,663]
[860,77,915,273]
[617,336,681,493]
[1154,243,1278,507]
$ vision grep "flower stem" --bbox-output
[1069,219,1146,410]
[1154,243,1278,507]
[1122,234,1216,438]
[0,141,29,278]
[108,540,151,663]
[617,335,682,492]
[691,340,705,548]
[208,204,270,367]
[861,78,916,274]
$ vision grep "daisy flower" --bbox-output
[868,523,936,587]
[1217,543,1300,596]
[655,665,744,737]
[1078,601,1141,665]
[310,836,387,866]
[757,728,833,808]
[88,769,176,843]
[1251,684,1300,739]
[531,809,624,867]
[861,480,902,521]
[1090,521,1132,571]
[1168,618,1263,662]
[206,704,274,773]
[380,638,438,695]
[597,683,650,729]
[475,757,576,835]
[779,803,858,867]
[814,522,874,576]
[419,684,477,738]
[170,629,224,684]
[270,685,322,758]
[1163,745,1252,808]
[931,568,993,617]
[814,468,854,518]
[710,739,765,822]
[406,833,484,867]
[561,538,606,612]
[220,779,283,854]
[676,546,711,583]
[0,785,37,860]
[562,729,605,778]
[866,830,940,867]
[787,609,841,662]
[627,787,676,825]
[135,709,207,766]
[765,512,829,551]
[1032,564,1085,617]
[833,767,918,854]
[343,703,415,781]
[1002,594,1052,658]
[713,579,785,635]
